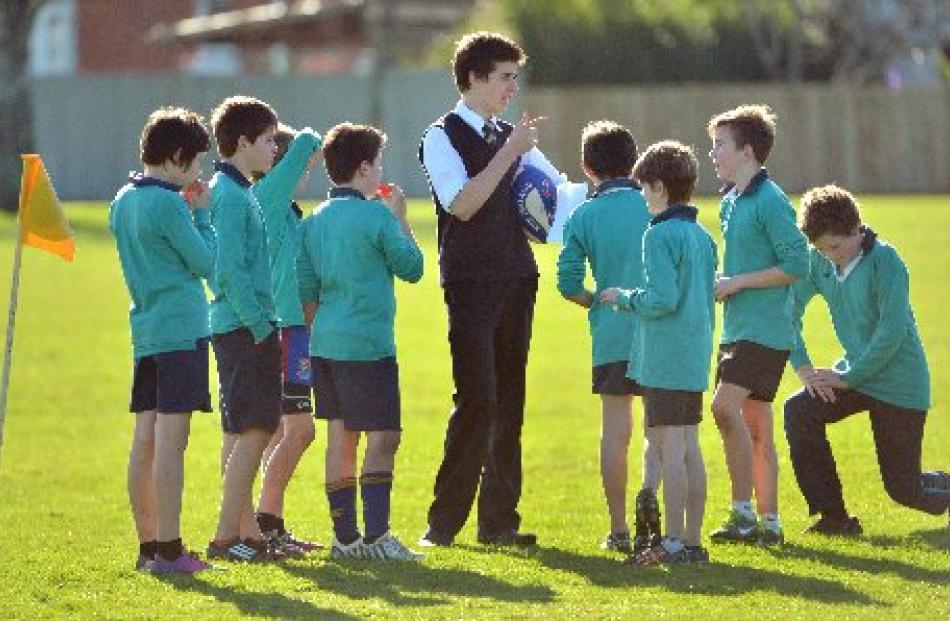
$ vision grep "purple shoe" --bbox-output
[150,552,212,574]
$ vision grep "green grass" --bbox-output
[0,196,947,619]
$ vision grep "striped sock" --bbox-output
[360,471,393,543]
[326,477,360,544]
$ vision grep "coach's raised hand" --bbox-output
[502,113,545,158]
[446,113,545,222]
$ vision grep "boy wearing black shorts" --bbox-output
[707,105,809,545]
[205,95,285,563]
[557,120,660,554]
[110,107,214,574]
[601,141,717,565]
[298,123,424,560]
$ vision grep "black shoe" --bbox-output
[805,515,863,537]
[418,526,454,548]
[635,488,662,545]
[477,529,537,547]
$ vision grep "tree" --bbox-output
[0,1,47,212]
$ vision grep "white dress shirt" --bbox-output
[421,100,565,212]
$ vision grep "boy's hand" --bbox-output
[599,287,621,304]
[379,183,407,219]
[503,113,545,158]
[811,368,850,390]
[182,181,209,210]
[795,365,837,403]
[714,275,742,302]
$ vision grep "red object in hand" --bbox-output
[183,182,200,202]
[377,183,394,198]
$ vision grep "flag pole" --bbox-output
[0,221,24,470]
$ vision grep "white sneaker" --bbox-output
[330,536,365,560]
[363,532,423,561]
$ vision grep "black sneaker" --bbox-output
[805,515,863,537]
[207,538,283,563]
[418,526,454,548]
[634,488,661,547]
[477,529,537,547]
[684,545,709,564]
[625,542,687,566]
[601,531,633,554]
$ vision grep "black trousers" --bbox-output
[784,388,950,517]
[427,277,538,537]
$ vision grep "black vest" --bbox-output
[419,113,538,286]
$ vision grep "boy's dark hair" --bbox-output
[707,104,777,164]
[799,184,862,241]
[210,95,278,157]
[453,31,525,92]
[251,123,296,182]
[140,107,210,168]
[632,140,698,205]
[582,120,637,180]
[322,122,387,185]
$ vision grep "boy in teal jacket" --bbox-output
[110,107,214,574]
[785,185,950,535]
[298,123,424,561]
[251,124,324,553]
[707,105,809,545]
[557,120,660,555]
[601,141,717,565]
[206,95,286,563]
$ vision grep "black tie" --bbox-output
[482,122,497,145]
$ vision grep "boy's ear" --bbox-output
[581,163,598,184]
[236,135,251,151]
[170,148,184,168]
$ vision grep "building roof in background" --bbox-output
[147,0,476,49]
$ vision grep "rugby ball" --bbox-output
[513,164,557,243]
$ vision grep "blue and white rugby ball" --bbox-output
[513,164,557,243]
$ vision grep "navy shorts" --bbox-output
[312,356,401,431]
[130,339,212,414]
[280,326,313,414]
[715,340,790,403]
[592,361,643,396]
[212,328,281,434]
[643,387,703,427]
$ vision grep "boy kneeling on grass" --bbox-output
[601,141,717,565]
[297,123,425,560]
[785,184,950,535]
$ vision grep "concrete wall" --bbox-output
[31,74,948,200]
[31,69,460,200]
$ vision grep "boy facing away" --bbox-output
[785,185,950,535]
[251,123,324,553]
[109,107,215,574]
[707,105,809,546]
[556,120,661,555]
[297,123,424,560]
[601,141,717,565]
[205,95,286,563]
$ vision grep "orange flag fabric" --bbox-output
[18,154,75,262]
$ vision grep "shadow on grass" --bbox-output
[864,526,950,553]
[280,559,555,608]
[505,546,882,605]
[768,541,950,584]
[153,573,360,620]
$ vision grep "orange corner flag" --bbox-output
[18,154,75,262]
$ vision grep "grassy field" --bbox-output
[0,196,947,619]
